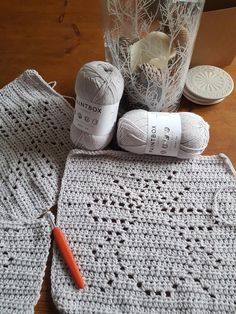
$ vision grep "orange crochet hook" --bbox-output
[53,226,86,289]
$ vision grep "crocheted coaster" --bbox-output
[0,214,52,314]
[0,69,74,220]
[51,150,236,314]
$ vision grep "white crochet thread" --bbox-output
[52,150,236,314]
[117,110,209,158]
[70,61,124,150]
[0,69,74,220]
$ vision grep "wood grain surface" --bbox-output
[0,2,235,313]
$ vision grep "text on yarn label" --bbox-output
[145,112,181,156]
[73,98,119,135]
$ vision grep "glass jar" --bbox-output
[102,0,205,112]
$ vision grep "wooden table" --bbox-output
[0,2,235,313]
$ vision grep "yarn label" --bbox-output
[73,98,119,136]
[145,112,181,157]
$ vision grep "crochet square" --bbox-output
[52,150,236,314]
[0,70,74,220]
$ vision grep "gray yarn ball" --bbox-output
[117,109,210,159]
[70,61,124,150]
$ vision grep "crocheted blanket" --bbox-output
[0,69,74,220]
[52,150,236,314]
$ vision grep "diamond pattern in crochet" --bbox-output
[52,150,236,314]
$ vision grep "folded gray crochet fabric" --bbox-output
[52,150,236,314]
[0,214,52,314]
[0,69,74,220]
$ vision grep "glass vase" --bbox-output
[102,0,205,112]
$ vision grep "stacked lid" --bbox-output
[184,65,234,105]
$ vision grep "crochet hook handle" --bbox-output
[53,227,86,289]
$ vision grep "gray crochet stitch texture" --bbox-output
[52,150,236,314]
[0,70,74,313]
[0,69,74,220]
[0,215,52,314]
